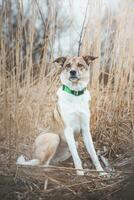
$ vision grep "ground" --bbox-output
[0,169,134,200]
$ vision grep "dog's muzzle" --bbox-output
[69,70,79,82]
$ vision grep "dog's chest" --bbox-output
[57,88,90,132]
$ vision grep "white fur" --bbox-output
[57,84,104,175]
[16,155,40,166]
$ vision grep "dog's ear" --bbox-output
[82,56,98,65]
[53,57,67,67]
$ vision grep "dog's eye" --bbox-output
[78,63,84,69]
[65,64,71,69]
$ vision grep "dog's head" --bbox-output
[53,56,98,88]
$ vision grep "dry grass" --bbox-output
[0,0,133,198]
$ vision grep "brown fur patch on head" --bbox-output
[53,57,67,67]
[82,56,98,65]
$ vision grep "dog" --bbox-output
[17,55,105,176]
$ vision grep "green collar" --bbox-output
[62,85,86,96]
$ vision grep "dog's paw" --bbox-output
[16,155,25,165]
[77,170,84,176]
[99,171,111,178]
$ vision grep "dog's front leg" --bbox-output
[64,127,84,175]
[81,114,104,174]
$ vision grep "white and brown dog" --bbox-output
[17,55,105,176]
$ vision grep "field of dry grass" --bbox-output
[0,0,133,199]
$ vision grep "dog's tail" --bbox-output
[16,155,40,166]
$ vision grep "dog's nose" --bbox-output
[70,70,76,76]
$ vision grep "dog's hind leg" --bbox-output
[34,133,60,165]
[17,133,60,167]
[16,155,40,166]
[17,133,60,189]
[34,133,60,190]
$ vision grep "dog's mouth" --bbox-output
[69,76,80,82]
